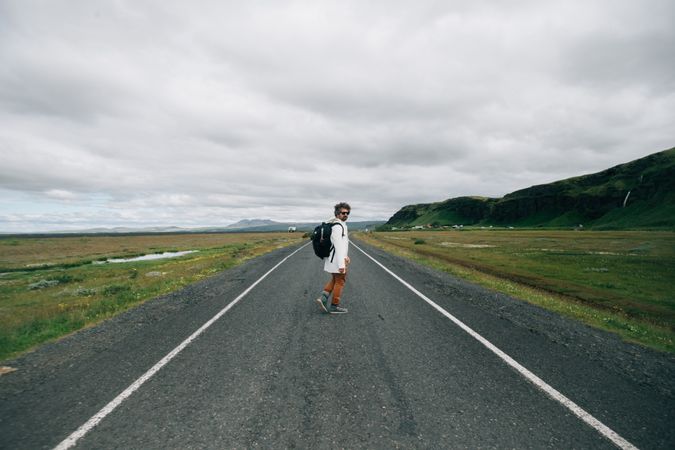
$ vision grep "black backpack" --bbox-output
[311,221,344,259]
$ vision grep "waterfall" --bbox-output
[623,190,631,208]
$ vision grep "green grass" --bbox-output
[357,229,674,353]
[0,233,303,361]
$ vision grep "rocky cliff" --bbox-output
[384,147,675,229]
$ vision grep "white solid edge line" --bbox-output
[352,242,638,450]
[53,242,310,450]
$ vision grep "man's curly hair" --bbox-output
[334,202,351,216]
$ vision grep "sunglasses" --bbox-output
[339,211,350,215]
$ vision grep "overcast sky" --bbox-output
[1,0,673,232]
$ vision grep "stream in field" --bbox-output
[94,250,198,264]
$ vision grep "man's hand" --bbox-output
[339,257,350,273]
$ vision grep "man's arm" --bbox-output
[330,224,348,272]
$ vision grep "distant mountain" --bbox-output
[225,219,282,229]
[14,226,191,235]
[223,220,385,233]
[384,147,675,230]
[0,221,386,237]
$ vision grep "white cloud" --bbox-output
[44,189,78,201]
[0,0,673,232]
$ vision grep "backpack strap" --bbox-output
[330,222,345,237]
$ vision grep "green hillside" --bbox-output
[384,147,675,229]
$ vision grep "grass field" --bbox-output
[0,232,304,361]
[357,229,675,353]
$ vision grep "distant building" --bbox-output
[288,226,297,232]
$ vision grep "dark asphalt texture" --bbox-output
[1,239,673,449]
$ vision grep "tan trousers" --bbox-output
[323,272,347,305]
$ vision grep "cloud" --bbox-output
[44,189,78,201]
[0,0,673,232]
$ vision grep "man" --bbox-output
[316,202,351,314]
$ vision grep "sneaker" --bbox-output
[316,297,328,313]
[329,304,348,314]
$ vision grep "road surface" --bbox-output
[1,239,673,449]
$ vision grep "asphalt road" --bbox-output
[1,239,673,449]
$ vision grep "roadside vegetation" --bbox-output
[356,229,674,353]
[0,232,303,361]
